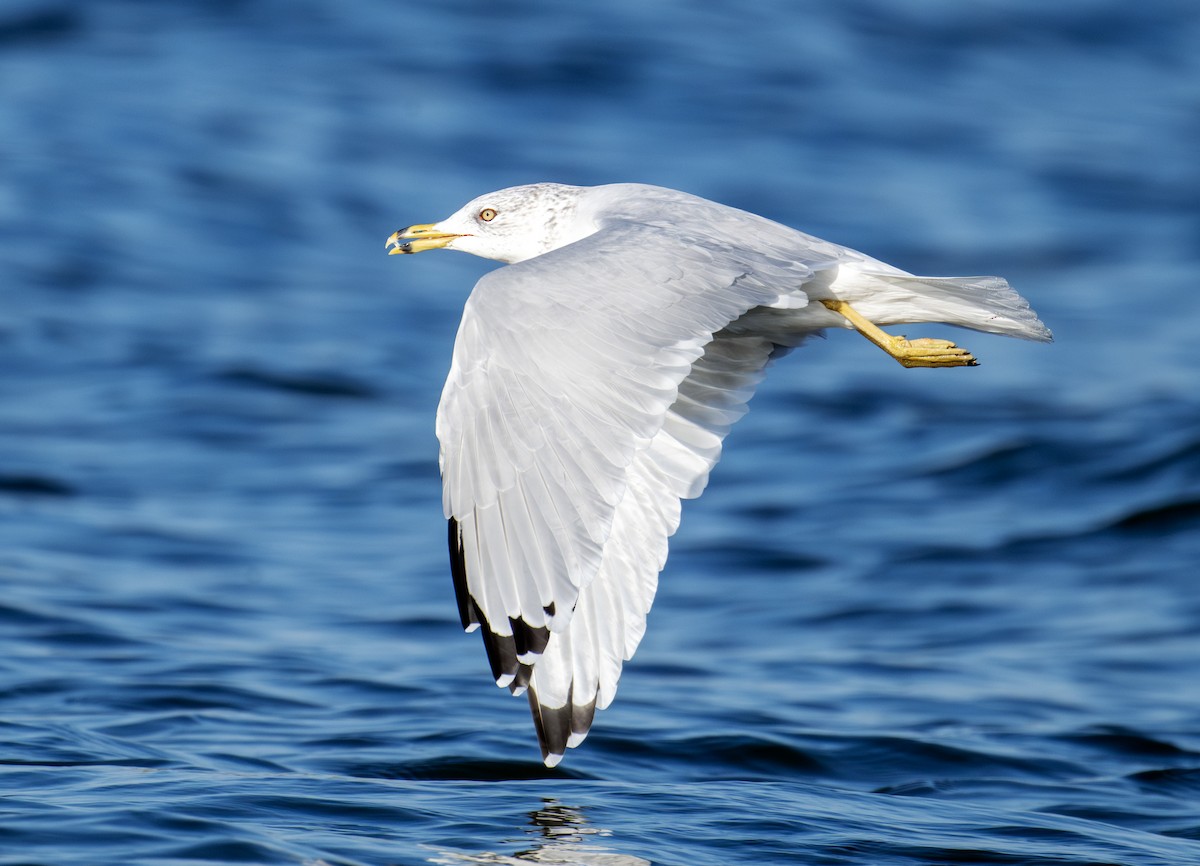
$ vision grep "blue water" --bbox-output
[2,1,1199,863]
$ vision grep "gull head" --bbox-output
[386,183,592,265]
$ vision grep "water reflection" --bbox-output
[427,799,650,865]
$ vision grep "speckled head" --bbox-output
[386,183,593,264]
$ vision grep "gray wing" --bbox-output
[436,221,819,762]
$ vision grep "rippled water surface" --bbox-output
[3,1,1199,864]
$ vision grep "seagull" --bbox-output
[386,182,1051,766]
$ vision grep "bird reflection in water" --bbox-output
[426,799,649,865]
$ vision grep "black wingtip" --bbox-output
[528,684,571,766]
[447,517,477,630]
[510,616,550,658]
[474,609,550,690]
[571,695,597,741]
[526,684,599,767]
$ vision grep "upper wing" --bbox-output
[436,222,815,695]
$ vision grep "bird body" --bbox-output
[387,182,1051,766]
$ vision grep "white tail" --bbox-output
[834,268,1054,342]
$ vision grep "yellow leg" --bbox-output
[819,299,978,369]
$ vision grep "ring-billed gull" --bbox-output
[386,182,1051,766]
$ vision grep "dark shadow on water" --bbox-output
[0,7,82,48]
[343,757,593,782]
[216,366,381,400]
[0,472,76,497]
[1108,497,1200,535]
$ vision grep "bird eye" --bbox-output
[479,208,497,222]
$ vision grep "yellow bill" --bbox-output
[386,223,463,255]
